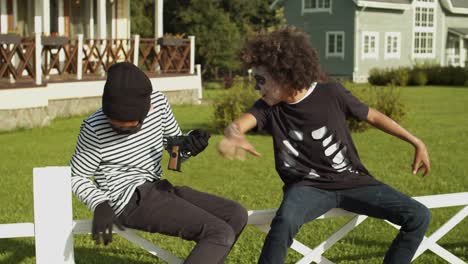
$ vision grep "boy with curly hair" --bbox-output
[218,27,431,264]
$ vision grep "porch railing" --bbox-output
[0,34,196,88]
[0,35,36,81]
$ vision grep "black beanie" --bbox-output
[102,62,153,121]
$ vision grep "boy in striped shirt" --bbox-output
[70,62,247,263]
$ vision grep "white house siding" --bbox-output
[355,1,446,82]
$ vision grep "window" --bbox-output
[413,0,436,58]
[326,31,344,58]
[362,32,379,59]
[415,7,434,27]
[303,0,332,13]
[385,32,401,59]
[414,32,434,55]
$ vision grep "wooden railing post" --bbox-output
[133,34,140,66]
[189,36,195,75]
[34,32,42,85]
[77,34,83,80]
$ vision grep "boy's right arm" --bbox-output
[70,122,109,211]
[218,113,261,159]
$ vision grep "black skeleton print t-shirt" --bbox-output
[247,82,382,190]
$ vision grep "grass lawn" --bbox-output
[0,85,467,263]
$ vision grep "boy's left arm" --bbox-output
[366,108,430,176]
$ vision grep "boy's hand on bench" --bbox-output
[92,202,125,245]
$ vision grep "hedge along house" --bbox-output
[270,0,468,82]
[0,0,202,131]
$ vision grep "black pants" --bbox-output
[118,180,248,264]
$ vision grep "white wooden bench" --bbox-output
[0,166,467,264]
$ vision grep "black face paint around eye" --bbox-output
[110,121,143,135]
[254,74,266,90]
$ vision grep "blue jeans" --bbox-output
[258,184,431,264]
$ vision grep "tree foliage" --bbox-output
[130,0,154,38]
[131,0,284,79]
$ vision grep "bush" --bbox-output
[410,69,428,86]
[449,67,468,86]
[368,67,410,86]
[375,86,406,123]
[369,65,468,87]
[342,82,406,132]
[204,81,223,90]
[213,79,259,132]
[368,68,389,86]
[390,67,410,86]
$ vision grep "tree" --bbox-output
[178,0,241,79]
[130,0,154,38]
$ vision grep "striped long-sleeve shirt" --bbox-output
[70,91,182,216]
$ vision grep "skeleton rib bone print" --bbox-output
[311,126,357,174]
[281,130,321,178]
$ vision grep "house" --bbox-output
[270,0,468,82]
[0,0,202,131]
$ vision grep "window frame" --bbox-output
[384,32,401,59]
[326,31,345,59]
[412,0,437,58]
[302,0,332,14]
[361,31,379,59]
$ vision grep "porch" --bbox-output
[446,28,468,67]
[0,33,197,88]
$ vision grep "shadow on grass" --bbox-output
[0,239,158,264]
[328,238,468,262]
[0,239,35,264]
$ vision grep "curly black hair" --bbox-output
[241,26,325,94]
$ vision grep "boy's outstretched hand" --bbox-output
[413,141,430,177]
[218,123,261,160]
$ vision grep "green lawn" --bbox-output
[0,86,467,263]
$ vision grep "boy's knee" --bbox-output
[416,205,431,226]
[204,222,236,247]
[271,211,302,234]
[230,203,248,232]
[406,203,431,231]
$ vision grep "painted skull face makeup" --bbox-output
[252,66,284,106]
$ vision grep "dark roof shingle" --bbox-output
[451,0,468,9]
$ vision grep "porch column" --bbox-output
[0,0,7,34]
[127,0,130,38]
[58,0,65,67]
[460,36,466,67]
[58,0,64,35]
[97,0,106,39]
[154,0,163,38]
[111,0,115,40]
[34,0,42,34]
[42,0,50,35]
[89,0,94,39]
[12,0,18,81]
[12,0,17,31]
